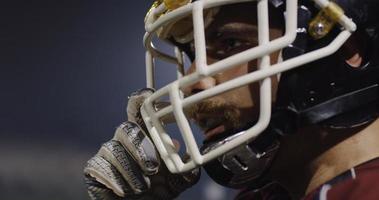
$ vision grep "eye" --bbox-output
[208,37,253,59]
[223,38,243,51]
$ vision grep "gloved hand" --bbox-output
[84,88,200,200]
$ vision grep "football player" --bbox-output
[84,0,379,199]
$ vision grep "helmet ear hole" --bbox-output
[338,30,370,69]
[345,53,363,68]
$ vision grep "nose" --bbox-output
[183,60,217,95]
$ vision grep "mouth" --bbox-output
[199,118,257,150]
[204,124,226,140]
[195,115,238,146]
[190,101,245,146]
[199,121,244,156]
[195,114,228,139]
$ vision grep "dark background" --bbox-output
[0,1,236,199]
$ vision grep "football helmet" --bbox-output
[141,0,356,177]
[137,0,379,187]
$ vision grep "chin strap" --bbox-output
[202,128,280,189]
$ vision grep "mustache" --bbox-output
[157,98,243,130]
[187,98,242,129]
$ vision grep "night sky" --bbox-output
[0,1,236,199]
[1,1,148,144]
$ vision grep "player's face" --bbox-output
[183,4,282,141]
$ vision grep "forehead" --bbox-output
[206,3,282,33]
[210,3,258,27]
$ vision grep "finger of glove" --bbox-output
[127,88,154,128]
[113,121,159,175]
[98,140,149,194]
[84,156,131,197]
[85,174,124,200]
[161,163,201,195]
[127,88,177,125]
[138,166,201,200]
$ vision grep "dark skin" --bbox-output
[182,3,379,199]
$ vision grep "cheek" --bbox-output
[214,59,278,110]
[215,64,257,108]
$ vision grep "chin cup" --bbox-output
[202,131,280,189]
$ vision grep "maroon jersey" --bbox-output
[235,158,379,200]
[303,158,379,200]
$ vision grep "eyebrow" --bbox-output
[217,22,258,35]
[215,22,258,41]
